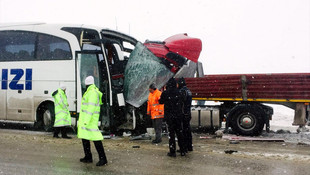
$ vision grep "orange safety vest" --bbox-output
[147,89,164,119]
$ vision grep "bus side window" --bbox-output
[36,34,72,60]
[0,31,35,61]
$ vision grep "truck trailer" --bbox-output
[185,73,310,136]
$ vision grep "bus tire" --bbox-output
[36,102,55,132]
[229,104,264,136]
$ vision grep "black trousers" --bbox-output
[152,118,163,141]
[167,118,185,154]
[54,127,68,137]
[82,139,107,162]
[183,117,193,151]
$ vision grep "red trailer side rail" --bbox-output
[186,73,310,103]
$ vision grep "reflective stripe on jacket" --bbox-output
[147,89,164,119]
[52,88,71,127]
[77,84,103,141]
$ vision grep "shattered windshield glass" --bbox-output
[124,42,174,107]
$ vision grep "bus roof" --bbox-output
[0,23,108,38]
[0,23,115,51]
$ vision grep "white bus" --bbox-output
[0,23,143,132]
[0,23,201,133]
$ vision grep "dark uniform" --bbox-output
[178,78,193,152]
[159,78,186,157]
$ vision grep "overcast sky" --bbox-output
[0,0,309,74]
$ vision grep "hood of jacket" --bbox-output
[178,77,186,89]
[166,78,177,89]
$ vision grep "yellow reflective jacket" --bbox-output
[52,88,71,127]
[77,84,103,141]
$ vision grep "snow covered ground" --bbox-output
[267,104,298,132]
[264,104,310,144]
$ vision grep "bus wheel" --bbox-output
[37,103,55,132]
[230,105,264,136]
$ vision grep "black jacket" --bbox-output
[178,78,192,116]
[159,78,182,120]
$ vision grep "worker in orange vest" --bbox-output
[147,83,164,143]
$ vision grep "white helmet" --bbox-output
[60,84,66,90]
[85,76,95,85]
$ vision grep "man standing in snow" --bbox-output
[52,85,71,139]
[147,83,164,143]
[178,77,193,152]
[78,76,108,166]
[159,78,186,157]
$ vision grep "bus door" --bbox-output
[76,50,110,129]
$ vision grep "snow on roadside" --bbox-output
[267,104,299,132]
[268,104,294,126]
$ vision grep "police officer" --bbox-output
[178,77,193,152]
[147,83,164,143]
[78,76,108,166]
[159,78,186,157]
[52,85,71,139]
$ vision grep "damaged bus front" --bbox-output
[99,32,203,134]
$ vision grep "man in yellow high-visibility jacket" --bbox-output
[52,85,71,139]
[78,76,108,166]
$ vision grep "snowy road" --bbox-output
[0,128,310,175]
[0,104,310,174]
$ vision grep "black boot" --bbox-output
[94,141,108,166]
[80,156,93,163]
[81,139,93,163]
[62,135,72,139]
[180,152,186,156]
[177,149,188,153]
[167,152,176,157]
[152,139,162,144]
[96,158,108,166]
[61,127,72,139]
[53,127,60,138]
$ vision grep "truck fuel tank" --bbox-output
[191,106,221,131]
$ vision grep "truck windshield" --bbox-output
[124,42,174,107]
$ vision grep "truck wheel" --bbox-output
[230,105,264,136]
[36,103,55,132]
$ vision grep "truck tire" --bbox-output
[229,105,264,136]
